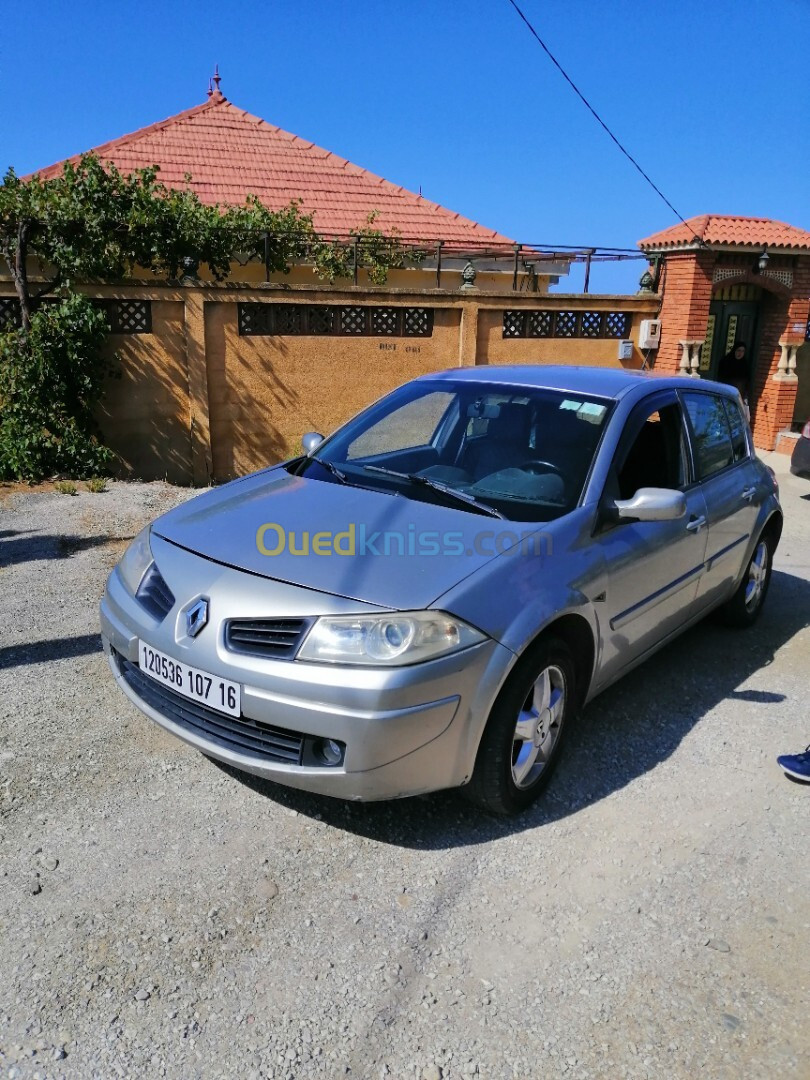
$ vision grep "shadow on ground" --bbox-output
[216,568,810,849]
[0,531,124,568]
[0,634,103,669]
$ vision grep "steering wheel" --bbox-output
[518,459,564,476]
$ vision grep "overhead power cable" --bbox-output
[506,0,690,228]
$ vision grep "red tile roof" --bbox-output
[29,92,514,247]
[639,214,810,251]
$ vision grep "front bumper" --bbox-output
[100,540,514,801]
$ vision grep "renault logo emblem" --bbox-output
[186,598,209,638]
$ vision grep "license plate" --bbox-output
[138,640,241,718]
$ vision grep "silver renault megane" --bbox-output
[100,366,781,814]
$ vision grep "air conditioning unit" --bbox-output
[617,339,634,361]
[639,319,661,350]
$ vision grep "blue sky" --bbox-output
[3,1,808,292]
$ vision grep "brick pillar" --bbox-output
[655,252,715,374]
[750,271,810,450]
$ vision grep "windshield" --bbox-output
[288,380,612,522]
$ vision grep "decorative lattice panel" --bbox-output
[340,307,366,334]
[239,304,271,335]
[605,312,629,338]
[273,305,303,335]
[713,267,742,284]
[700,313,716,372]
[503,311,524,338]
[371,307,398,335]
[106,300,152,334]
[239,303,433,337]
[504,309,634,339]
[554,311,577,338]
[308,307,335,335]
[527,311,553,337]
[580,312,602,338]
[404,308,432,336]
[725,315,738,354]
[763,269,793,288]
[0,298,21,332]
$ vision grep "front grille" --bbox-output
[225,617,312,660]
[115,651,304,764]
[136,563,175,621]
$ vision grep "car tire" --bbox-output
[465,635,576,816]
[716,530,774,628]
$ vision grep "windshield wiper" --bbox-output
[362,465,505,519]
[308,456,349,485]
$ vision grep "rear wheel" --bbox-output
[716,531,774,627]
[465,635,576,815]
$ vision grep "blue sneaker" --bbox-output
[776,747,810,782]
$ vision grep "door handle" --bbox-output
[686,515,707,533]
[741,486,756,502]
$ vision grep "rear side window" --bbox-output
[723,398,749,462]
[682,392,734,479]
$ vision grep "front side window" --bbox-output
[290,381,612,522]
[682,392,735,480]
[615,403,686,500]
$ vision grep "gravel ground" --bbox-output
[0,456,808,1080]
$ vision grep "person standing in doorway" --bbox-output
[717,341,751,417]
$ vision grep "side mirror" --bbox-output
[302,431,324,455]
[614,487,687,522]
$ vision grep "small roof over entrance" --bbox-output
[638,214,810,253]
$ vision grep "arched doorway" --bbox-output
[638,214,810,449]
[701,283,762,385]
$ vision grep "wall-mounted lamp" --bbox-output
[754,248,769,274]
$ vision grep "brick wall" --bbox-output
[654,252,714,374]
[750,290,794,447]
[652,248,810,449]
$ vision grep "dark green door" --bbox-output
[701,288,760,383]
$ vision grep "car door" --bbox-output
[595,391,709,686]
[680,390,763,609]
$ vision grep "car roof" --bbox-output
[420,365,739,402]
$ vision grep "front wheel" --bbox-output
[465,636,576,815]
[716,531,774,627]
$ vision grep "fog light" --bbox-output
[315,738,344,766]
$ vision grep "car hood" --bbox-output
[151,467,521,610]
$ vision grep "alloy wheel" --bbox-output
[744,540,769,613]
[511,664,566,789]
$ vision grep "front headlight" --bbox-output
[297,611,487,666]
[117,526,154,595]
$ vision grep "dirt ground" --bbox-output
[0,453,808,1079]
